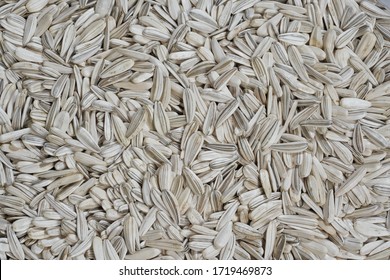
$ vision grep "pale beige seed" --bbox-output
[150,66,163,101]
[183,167,205,195]
[76,127,101,153]
[270,142,308,153]
[190,9,218,29]
[51,75,69,98]
[335,27,359,48]
[153,102,170,135]
[125,248,162,260]
[355,221,390,237]
[96,0,114,17]
[93,237,104,260]
[184,132,204,166]
[167,0,180,20]
[162,190,180,224]
[100,59,134,78]
[214,221,232,249]
[336,167,367,197]
[7,226,25,260]
[183,88,196,123]
[362,126,389,149]
[123,215,139,255]
[15,48,43,63]
[355,32,377,59]
[23,14,37,46]
[259,169,272,198]
[288,45,309,82]
[340,98,371,109]
[61,24,76,58]
[145,239,184,252]
[278,33,309,46]
[264,220,277,260]
[26,0,49,12]
[12,218,32,233]
[215,99,239,128]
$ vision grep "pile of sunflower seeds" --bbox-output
[0,0,390,260]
